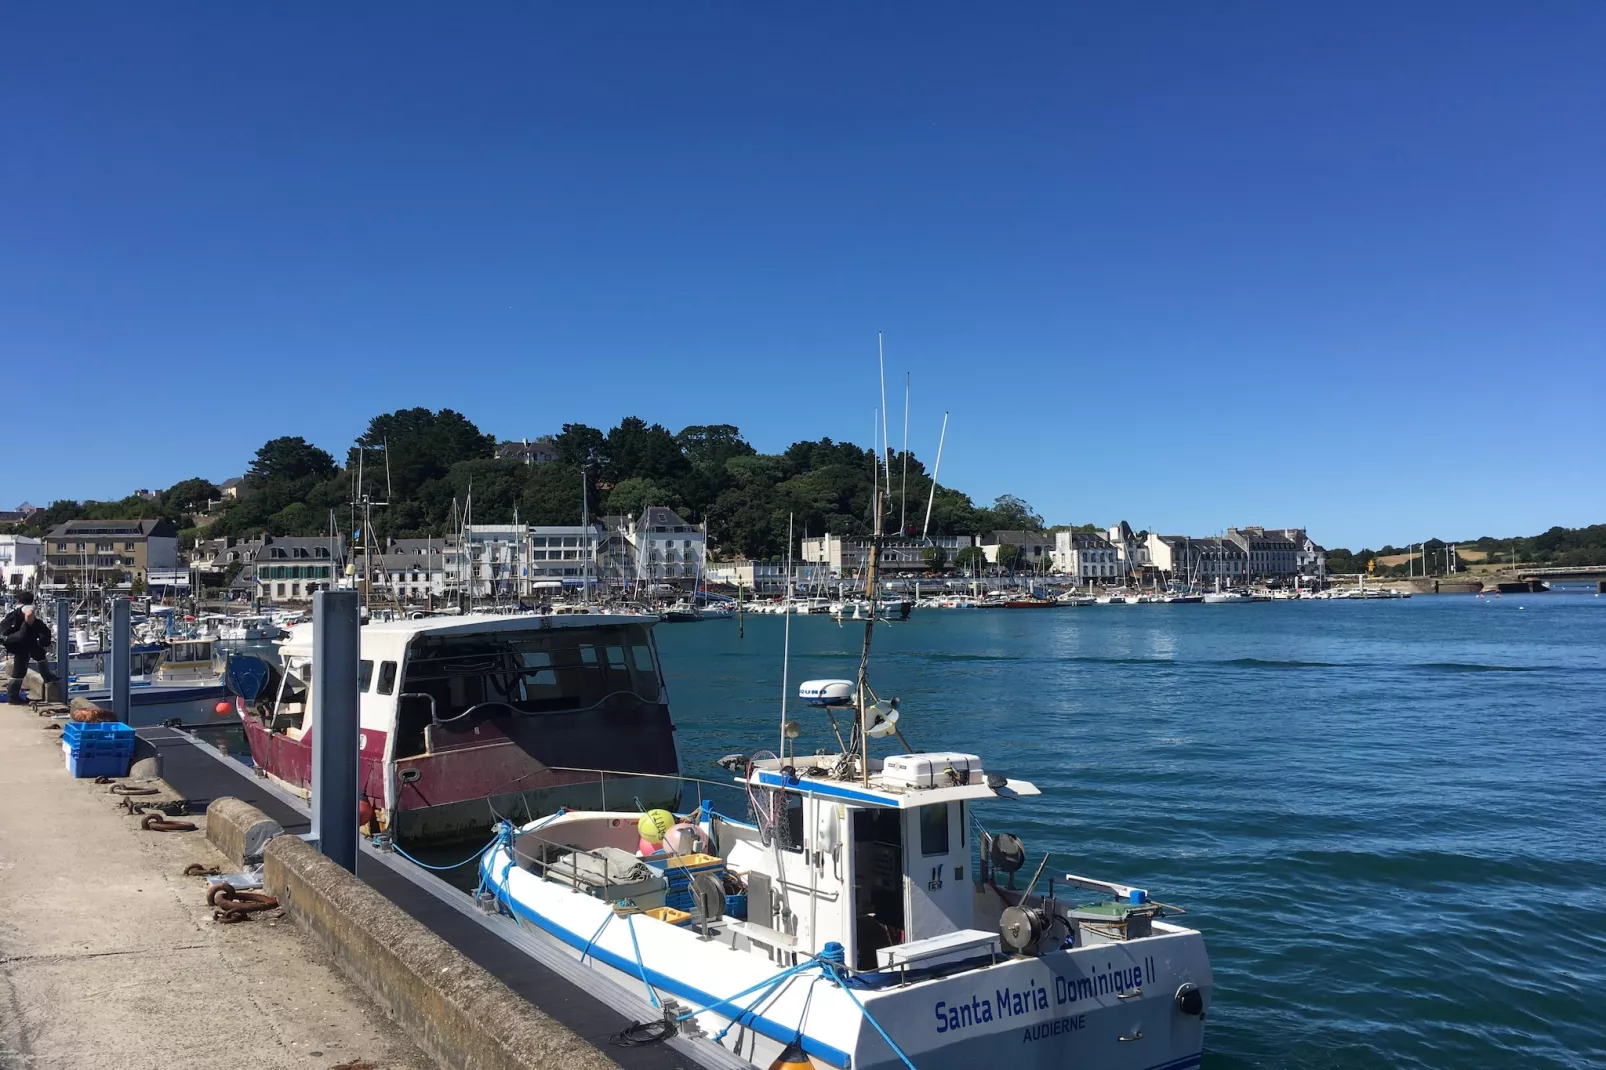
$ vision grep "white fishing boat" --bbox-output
[480,424,1212,1070]
[480,722,1210,1070]
[1200,590,1252,604]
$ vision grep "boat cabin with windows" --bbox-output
[238,611,680,844]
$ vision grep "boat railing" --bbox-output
[539,765,751,822]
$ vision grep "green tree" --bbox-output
[522,463,585,525]
[954,546,987,574]
[996,544,1023,571]
[922,544,948,571]
[130,575,148,597]
[607,477,680,518]
[249,437,336,486]
[162,477,220,515]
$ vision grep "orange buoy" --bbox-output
[768,1040,814,1070]
[214,701,233,716]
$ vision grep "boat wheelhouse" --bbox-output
[238,611,680,844]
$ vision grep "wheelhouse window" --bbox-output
[399,624,665,726]
[376,661,397,695]
[358,660,374,691]
[920,803,950,856]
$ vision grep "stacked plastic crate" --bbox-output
[657,852,725,914]
[61,722,136,778]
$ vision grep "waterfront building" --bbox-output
[527,524,602,586]
[352,552,449,603]
[254,536,344,602]
[1187,537,1249,584]
[703,559,833,592]
[0,535,43,591]
[463,524,527,599]
[799,533,975,577]
[1053,531,1120,584]
[980,530,1054,570]
[631,507,705,589]
[43,519,179,590]
[1225,526,1304,580]
[1107,521,1152,576]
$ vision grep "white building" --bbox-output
[631,507,705,588]
[703,560,834,593]
[979,530,1053,570]
[799,533,974,577]
[527,525,601,587]
[1106,521,1150,575]
[463,524,527,599]
[1053,531,1120,584]
[0,535,43,591]
[353,552,449,603]
[254,537,344,602]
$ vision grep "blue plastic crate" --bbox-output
[63,722,135,745]
[665,889,695,912]
[66,748,132,779]
[66,740,135,759]
[724,893,748,919]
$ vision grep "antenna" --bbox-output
[922,411,950,540]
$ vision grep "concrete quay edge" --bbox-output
[203,796,620,1070]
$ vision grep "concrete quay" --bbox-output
[0,706,429,1070]
[3,713,725,1070]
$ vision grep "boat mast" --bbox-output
[900,371,910,536]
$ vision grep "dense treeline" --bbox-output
[1327,525,1606,575]
[10,408,1046,561]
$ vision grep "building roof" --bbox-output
[982,529,1051,547]
[639,506,694,531]
[1070,531,1112,549]
[257,537,344,562]
[389,536,461,554]
[48,518,177,538]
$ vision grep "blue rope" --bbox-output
[674,958,819,1024]
[623,914,661,1008]
[822,963,918,1070]
[580,910,613,965]
[384,836,496,873]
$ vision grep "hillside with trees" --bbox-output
[1326,525,1606,576]
[7,408,1050,561]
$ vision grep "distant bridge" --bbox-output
[1513,566,1606,580]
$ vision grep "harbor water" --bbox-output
[657,590,1606,1069]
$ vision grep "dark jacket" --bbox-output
[1,609,52,658]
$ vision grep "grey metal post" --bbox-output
[108,597,130,723]
[310,589,361,871]
[55,599,71,695]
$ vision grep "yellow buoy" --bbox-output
[637,809,674,843]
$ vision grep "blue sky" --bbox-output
[3,3,1602,549]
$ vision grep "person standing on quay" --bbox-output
[2,591,57,704]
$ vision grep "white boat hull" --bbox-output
[480,845,1209,1070]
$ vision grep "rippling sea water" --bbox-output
[657,588,1606,1070]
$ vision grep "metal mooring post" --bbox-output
[55,599,71,697]
[108,597,131,723]
[310,589,361,871]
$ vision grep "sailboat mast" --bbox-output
[900,371,909,536]
[921,411,950,540]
